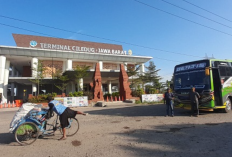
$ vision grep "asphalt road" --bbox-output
[0,103,232,157]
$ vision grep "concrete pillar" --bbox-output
[0,56,6,102]
[62,61,66,72]
[32,83,37,96]
[99,61,103,71]
[66,59,72,70]
[78,78,83,91]
[11,66,15,77]
[124,62,127,71]
[3,60,10,102]
[11,83,15,96]
[140,63,145,75]
[108,81,112,94]
[31,58,38,77]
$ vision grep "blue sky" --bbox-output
[0,0,232,82]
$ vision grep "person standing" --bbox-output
[164,88,174,117]
[189,87,200,117]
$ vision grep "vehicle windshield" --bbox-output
[174,70,210,90]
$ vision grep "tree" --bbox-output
[54,74,69,94]
[73,65,90,91]
[139,61,161,89]
[30,60,46,96]
[127,64,141,91]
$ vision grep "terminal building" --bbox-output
[0,34,152,103]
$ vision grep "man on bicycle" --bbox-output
[47,96,87,140]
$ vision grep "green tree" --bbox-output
[73,65,90,91]
[127,64,141,91]
[139,61,161,89]
[29,60,46,96]
[54,75,69,94]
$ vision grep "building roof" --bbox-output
[0,45,152,63]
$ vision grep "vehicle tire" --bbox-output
[15,122,39,145]
[60,118,79,137]
[224,97,231,113]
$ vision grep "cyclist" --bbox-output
[47,96,87,140]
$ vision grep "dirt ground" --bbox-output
[0,103,232,157]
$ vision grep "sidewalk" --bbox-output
[0,107,19,112]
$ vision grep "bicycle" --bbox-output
[13,108,79,145]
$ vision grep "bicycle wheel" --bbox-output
[15,122,39,145]
[60,118,79,136]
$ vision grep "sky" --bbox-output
[0,0,232,82]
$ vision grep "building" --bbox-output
[0,34,152,102]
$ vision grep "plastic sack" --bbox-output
[9,103,43,133]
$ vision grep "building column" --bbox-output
[140,63,145,75]
[66,59,72,70]
[78,78,83,91]
[108,81,112,94]
[124,62,127,71]
[99,61,103,71]
[3,60,10,103]
[11,83,15,101]
[62,61,66,72]
[11,66,15,77]
[0,56,6,102]
[31,58,38,77]
[32,83,37,96]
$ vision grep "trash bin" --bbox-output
[15,100,23,107]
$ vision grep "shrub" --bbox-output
[83,91,93,100]
[112,92,120,97]
[104,93,112,99]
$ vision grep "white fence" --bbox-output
[54,96,88,107]
[141,94,164,102]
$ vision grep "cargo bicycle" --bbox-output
[12,108,79,145]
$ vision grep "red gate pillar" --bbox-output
[119,64,132,101]
[92,63,104,101]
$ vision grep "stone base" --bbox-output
[95,101,106,107]
[124,99,135,103]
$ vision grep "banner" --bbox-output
[54,96,88,107]
[141,94,164,102]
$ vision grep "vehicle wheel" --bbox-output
[60,118,79,136]
[15,122,39,145]
[224,98,231,113]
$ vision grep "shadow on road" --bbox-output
[114,122,232,157]
[86,104,218,117]
[0,133,15,145]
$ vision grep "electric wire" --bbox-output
[181,0,232,23]
[132,0,232,37]
[160,0,232,29]
[0,17,203,59]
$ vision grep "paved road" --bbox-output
[0,103,232,157]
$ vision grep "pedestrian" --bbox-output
[164,88,174,117]
[47,96,87,140]
[189,87,200,117]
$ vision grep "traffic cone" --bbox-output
[4,102,7,108]
[118,96,121,101]
[111,96,113,102]
[12,101,15,107]
[106,96,109,102]
[8,101,11,108]
[0,102,2,109]
[115,96,117,101]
